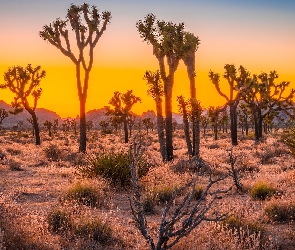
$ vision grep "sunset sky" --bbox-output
[0,0,294,118]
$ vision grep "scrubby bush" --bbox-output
[73,218,113,244]
[44,144,63,161]
[47,209,71,233]
[142,194,157,214]
[193,186,204,200]
[250,181,276,200]
[64,182,106,207]
[223,215,265,242]
[7,159,24,171]
[6,147,21,155]
[265,201,295,222]
[153,185,175,204]
[77,151,150,186]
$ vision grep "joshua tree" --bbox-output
[182,33,201,157]
[142,117,153,135]
[200,113,209,136]
[53,119,59,133]
[109,116,122,132]
[128,115,136,137]
[0,108,9,126]
[137,14,199,161]
[86,120,93,131]
[177,95,193,156]
[44,120,53,136]
[209,64,244,145]
[144,70,167,161]
[106,90,141,143]
[40,3,111,152]
[70,118,77,135]
[208,106,222,140]
[240,67,295,141]
[0,64,45,145]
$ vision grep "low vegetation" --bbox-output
[0,129,294,249]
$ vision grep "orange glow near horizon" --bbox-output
[1,1,294,118]
[1,62,294,119]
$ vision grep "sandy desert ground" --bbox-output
[1,128,295,250]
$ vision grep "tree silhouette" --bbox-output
[209,64,244,145]
[44,120,53,137]
[237,103,251,136]
[144,70,166,161]
[142,117,153,135]
[182,33,201,157]
[40,3,111,152]
[106,90,141,143]
[0,64,45,145]
[53,119,59,133]
[177,95,193,156]
[137,14,198,161]
[208,106,221,140]
[240,68,295,141]
[200,112,209,136]
[0,108,9,128]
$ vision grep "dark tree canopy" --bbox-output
[0,64,45,145]
[40,3,111,152]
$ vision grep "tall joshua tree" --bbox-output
[144,70,167,161]
[209,64,243,145]
[177,95,193,156]
[40,3,111,152]
[106,90,141,143]
[137,14,198,161]
[182,33,201,157]
[0,64,45,145]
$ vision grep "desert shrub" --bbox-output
[282,128,295,155]
[7,159,24,171]
[208,143,220,149]
[6,147,21,155]
[77,151,150,186]
[44,144,63,161]
[0,149,6,160]
[66,152,85,166]
[250,181,276,200]
[223,215,265,242]
[193,186,204,200]
[47,209,71,233]
[73,218,112,244]
[265,201,295,222]
[64,182,105,207]
[153,185,175,204]
[142,194,156,214]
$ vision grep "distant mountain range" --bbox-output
[0,100,183,128]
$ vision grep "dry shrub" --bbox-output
[265,201,295,222]
[47,209,72,233]
[250,181,276,200]
[6,147,22,155]
[7,159,24,171]
[64,180,111,208]
[73,218,113,244]
[44,143,63,161]
[0,202,53,250]
[77,151,151,187]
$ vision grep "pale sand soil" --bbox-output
[0,130,295,249]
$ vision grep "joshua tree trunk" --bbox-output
[79,96,87,152]
[165,88,174,161]
[123,117,129,143]
[27,109,40,145]
[156,98,167,161]
[229,103,238,145]
[183,50,200,157]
